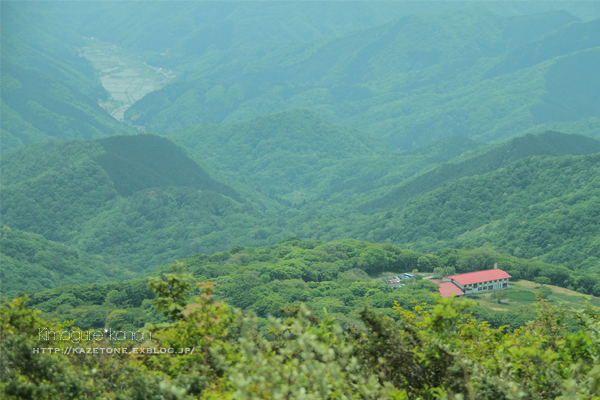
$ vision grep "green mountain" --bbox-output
[0,225,135,297]
[172,110,394,197]
[172,110,487,204]
[309,151,600,274]
[1,5,133,152]
[119,9,600,149]
[0,134,288,272]
[362,131,600,212]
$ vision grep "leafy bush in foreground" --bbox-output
[2,270,599,399]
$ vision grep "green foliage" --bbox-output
[149,262,195,321]
[539,286,553,300]
[535,276,552,286]
[25,239,600,335]
[3,284,600,399]
[220,306,394,399]
[0,226,134,297]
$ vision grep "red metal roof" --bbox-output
[437,281,465,298]
[445,269,511,285]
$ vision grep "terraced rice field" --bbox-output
[80,38,174,121]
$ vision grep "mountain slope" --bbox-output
[94,135,242,199]
[362,131,600,212]
[304,135,485,203]
[171,109,394,197]
[313,152,600,274]
[1,5,134,152]
[119,8,595,149]
[0,135,287,272]
[0,225,135,297]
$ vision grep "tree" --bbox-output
[417,254,441,272]
[538,286,552,300]
[443,266,456,277]
[534,276,551,287]
[491,290,508,304]
[147,261,194,321]
[105,289,127,308]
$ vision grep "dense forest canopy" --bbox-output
[2,1,600,398]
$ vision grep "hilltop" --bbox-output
[0,134,287,272]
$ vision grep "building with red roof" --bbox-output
[442,268,511,295]
[429,279,465,298]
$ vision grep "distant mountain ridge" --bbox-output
[118,8,600,149]
[362,131,600,212]
[485,18,600,78]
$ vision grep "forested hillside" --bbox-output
[172,110,394,197]
[173,111,486,202]
[23,238,600,332]
[116,9,600,148]
[0,134,289,273]
[0,226,134,297]
[3,129,600,278]
[1,4,133,152]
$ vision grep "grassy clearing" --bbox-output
[471,280,600,312]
